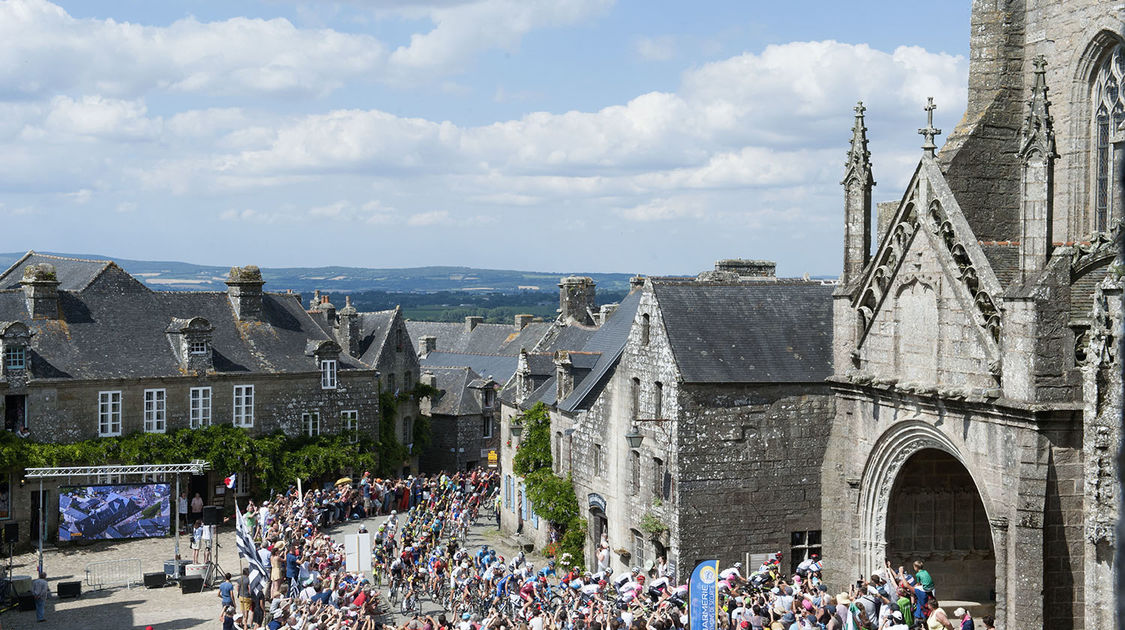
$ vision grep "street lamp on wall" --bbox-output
[625,425,644,449]
[510,423,523,438]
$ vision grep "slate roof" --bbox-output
[356,310,397,365]
[651,281,833,384]
[558,289,642,411]
[406,321,550,356]
[425,366,482,416]
[0,252,373,381]
[0,288,363,381]
[420,352,519,384]
[0,252,115,291]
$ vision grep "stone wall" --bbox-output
[675,384,833,573]
[420,411,489,473]
[938,0,1125,243]
[4,371,379,443]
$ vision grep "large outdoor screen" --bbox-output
[58,483,171,541]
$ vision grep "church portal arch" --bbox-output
[857,420,999,605]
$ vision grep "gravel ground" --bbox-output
[0,509,543,630]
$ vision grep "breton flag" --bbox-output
[233,502,267,596]
[224,474,237,490]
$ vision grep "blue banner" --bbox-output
[689,560,719,630]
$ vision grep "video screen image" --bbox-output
[58,483,171,541]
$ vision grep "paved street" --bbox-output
[0,509,536,630]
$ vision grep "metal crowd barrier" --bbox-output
[84,558,142,590]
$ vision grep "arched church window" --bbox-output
[1093,44,1125,232]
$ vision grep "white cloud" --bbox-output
[387,0,614,78]
[634,35,676,61]
[40,95,159,141]
[0,0,616,99]
[618,197,703,222]
[407,210,450,226]
[0,0,386,98]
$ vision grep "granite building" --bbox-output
[0,252,382,542]
[500,265,836,579]
[822,3,1123,628]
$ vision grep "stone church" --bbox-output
[822,2,1122,629]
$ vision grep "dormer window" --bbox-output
[188,341,208,355]
[321,359,338,390]
[4,346,25,371]
[0,322,32,378]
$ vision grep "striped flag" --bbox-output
[234,502,267,596]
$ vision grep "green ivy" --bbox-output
[376,383,439,476]
[0,422,380,496]
[511,403,586,570]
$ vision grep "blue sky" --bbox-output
[0,0,970,276]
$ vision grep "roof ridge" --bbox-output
[35,252,114,265]
[0,251,34,286]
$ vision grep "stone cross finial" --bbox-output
[842,100,874,185]
[918,98,945,157]
[918,97,942,156]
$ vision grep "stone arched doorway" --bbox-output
[858,420,1002,611]
[886,449,996,603]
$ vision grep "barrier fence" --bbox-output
[84,558,142,590]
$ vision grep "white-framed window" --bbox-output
[342,410,358,443]
[402,416,413,444]
[188,340,208,355]
[481,416,493,439]
[631,529,647,568]
[320,359,337,390]
[4,346,25,370]
[236,471,250,496]
[233,385,254,427]
[142,472,167,483]
[143,388,166,433]
[302,411,321,437]
[190,387,212,428]
[98,391,122,437]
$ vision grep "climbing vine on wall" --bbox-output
[376,382,440,476]
[0,424,380,496]
[512,402,586,569]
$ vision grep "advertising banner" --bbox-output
[689,560,719,630]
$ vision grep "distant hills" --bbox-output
[0,251,637,295]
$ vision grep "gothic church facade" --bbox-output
[823,3,1123,629]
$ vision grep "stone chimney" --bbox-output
[515,349,533,405]
[629,276,646,292]
[320,295,336,324]
[464,316,483,332]
[714,259,776,278]
[555,350,574,402]
[226,266,265,321]
[599,303,618,324]
[309,290,321,311]
[336,295,360,357]
[21,263,59,320]
[559,276,596,326]
[418,335,437,358]
[514,314,534,331]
